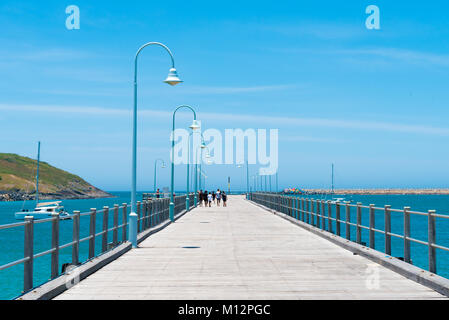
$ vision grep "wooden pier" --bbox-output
[54,195,446,300]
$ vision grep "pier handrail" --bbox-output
[0,193,196,298]
[249,192,449,276]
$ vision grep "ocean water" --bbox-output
[1,192,449,299]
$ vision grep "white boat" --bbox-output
[14,142,70,220]
[15,201,70,220]
[330,197,346,203]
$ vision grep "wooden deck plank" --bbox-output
[55,195,446,300]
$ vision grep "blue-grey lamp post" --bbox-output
[186,130,201,211]
[153,158,166,193]
[130,42,182,248]
[276,172,279,193]
[170,106,200,221]
[194,139,207,206]
[237,160,250,199]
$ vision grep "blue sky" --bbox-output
[1,1,449,191]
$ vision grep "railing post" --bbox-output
[345,202,350,240]
[72,211,80,265]
[384,205,391,255]
[312,199,315,222]
[122,203,127,242]
[301,198,304,221]
[102,206,109,252]
[336,201,341,236]
[403,206,411,264]
[316,199,320,228]
[24,216,34,292]
[321,200,325,230]
[51,212,60,279]
[428,210,436,274]
[137,201,141,233]
[113,205,119,246]
[327,201,332,233]
[295,197,301,220]
[356,202,362,244]
[369,204,375,249]
[145,200,149,229]
[89,208,96,259]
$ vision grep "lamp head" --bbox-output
[164,68,183,86]
[189,119,201,131]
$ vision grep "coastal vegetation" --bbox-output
[0,153,111,201]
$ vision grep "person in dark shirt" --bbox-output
[198,190,203,207]
[156,188,160,199]
[212,191,216,204]
[222,192,227,207]
[203,190,208,207]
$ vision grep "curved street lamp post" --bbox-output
[170,106,200,221]
[130,42,182,248]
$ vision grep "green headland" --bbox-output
[0,153,112,201]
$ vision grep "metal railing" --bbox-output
[249,192,449,276]
[0,193,195,296]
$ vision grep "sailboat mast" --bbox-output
[36,142,41,206]
[331,163,334,195]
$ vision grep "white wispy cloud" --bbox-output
[0,48,94,62]
[1,103,448,136]
[275,46,449,67]
[331,48,449,67]
[260,22,367,40]
[176,84,299,94]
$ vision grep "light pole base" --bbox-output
[194,195,197,207]
[186,198,190,212]
[169,202,174,221]
[128,212,138,248]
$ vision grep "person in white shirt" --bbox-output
[207,192,212,207]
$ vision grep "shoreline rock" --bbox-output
[0,190,114,202]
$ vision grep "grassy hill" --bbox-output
[0,153,111,201]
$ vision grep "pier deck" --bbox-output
[55,195,446,300]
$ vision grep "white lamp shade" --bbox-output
[189,120,201,130]
[164,68,183,86]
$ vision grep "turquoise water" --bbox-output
[1,193,449,299]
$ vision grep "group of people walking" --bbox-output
[198,189,228,207]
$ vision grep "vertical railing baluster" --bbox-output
[369,204,375,249]
[51,213,60,279]
[311,200,315,226]
[385,205,391,255]
[428,210,436,274]
[296,198,300,220]
[24,216,34,292]
[327,201,332,233]
[137,201,141,233]
[345,202,350,240]
[300,198,304,221]
[72,211,80,265]
[113,205,118,246]
[306,199,310,223]
[403,206,411,264]
[89,208,96,259]
[122,203,127,242]
[102,206,109,252]
[321,200,325,230]
[336,201,341,236]
[316,199,320,228]
[356,202,362,244]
